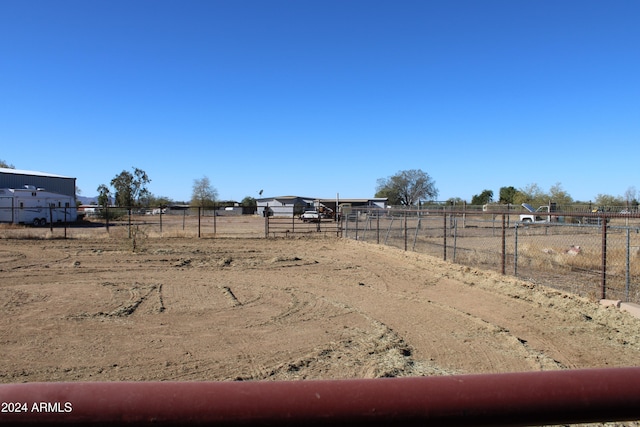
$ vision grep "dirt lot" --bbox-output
[1,233,640,383]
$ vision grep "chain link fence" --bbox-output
[3,204,639,304]
[342,208,640,304]
[264,215,341,238]
[0,206,265,239]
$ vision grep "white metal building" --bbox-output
[256,195,388,217]
[256,196,316,217]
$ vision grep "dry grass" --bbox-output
[519,243,640,276]
[0,224,54,240]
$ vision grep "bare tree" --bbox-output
[624,186,637,207]
[191,176,218,208]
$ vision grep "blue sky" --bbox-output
[1,1,639,203]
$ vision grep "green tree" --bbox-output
[241,196,257,207]
[111,167,151,207]
[375,169,438,206]
[594,194,624,207]
[514,183,547,206]
[471,189,493,205]
[148,194,173,207]
[499,186,518,204]
[191,176,218,208]
[96,184,111,207]
[0,159,15,168]
[548,182,573,206]
[446,197,465,206]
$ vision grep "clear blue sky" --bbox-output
[1,0,638,203]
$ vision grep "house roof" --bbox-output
[318,198,387,203]
[256,195,315,202]
[257,195,388,204]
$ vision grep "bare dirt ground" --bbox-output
[2,233,640,384]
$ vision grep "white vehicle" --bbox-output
[0,186,77,226]
[300,210,320,222]
[519,203,556,223]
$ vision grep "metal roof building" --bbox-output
[256,196,316,217]
[256,195,388,217]
[0,168,76,198]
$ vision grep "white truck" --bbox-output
[299,210,320,222]
[519,203,557,223]
[0,186,77,226]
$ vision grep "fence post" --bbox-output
[264,213,269,238]
[453,217,458,262]
[443,212,447,261]
[601,218,607,299]
[514,222,519,277]
[128,208,132,239]
[404,211,408,251]
[384,216,393,245]
[49,205,53,232]
[626,227,631,302]
[344,214,349,238]
[64,206,67,239]
[463,201,466,228]
[198,206,201,238]
[412,217,421,251]
[355,211,359,241]
[501,214,506,275]
[377,214,380,244]
[105,205,109,233]
[213,209,217,236]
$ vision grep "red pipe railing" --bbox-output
[1,368,640,426]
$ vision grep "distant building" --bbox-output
[256,196,316,217]
[256,195,387,217]
[0,168,76,198]
[316,198,387,214]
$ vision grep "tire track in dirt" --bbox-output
[426,274,622,370]
[0,249,27,267]
[162,265,447,381]
[342,241,640,371]
[228,290,453,381]
[317,245,569,373]
[68,282,164,319]
[3,236,640,383]
[0,249,71,273]
[221,286,241,307]
[209,245,546,375]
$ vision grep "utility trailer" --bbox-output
[0,187,77,226]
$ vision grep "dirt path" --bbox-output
[1,236,639,383]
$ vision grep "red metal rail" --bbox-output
[1,368,640,426]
